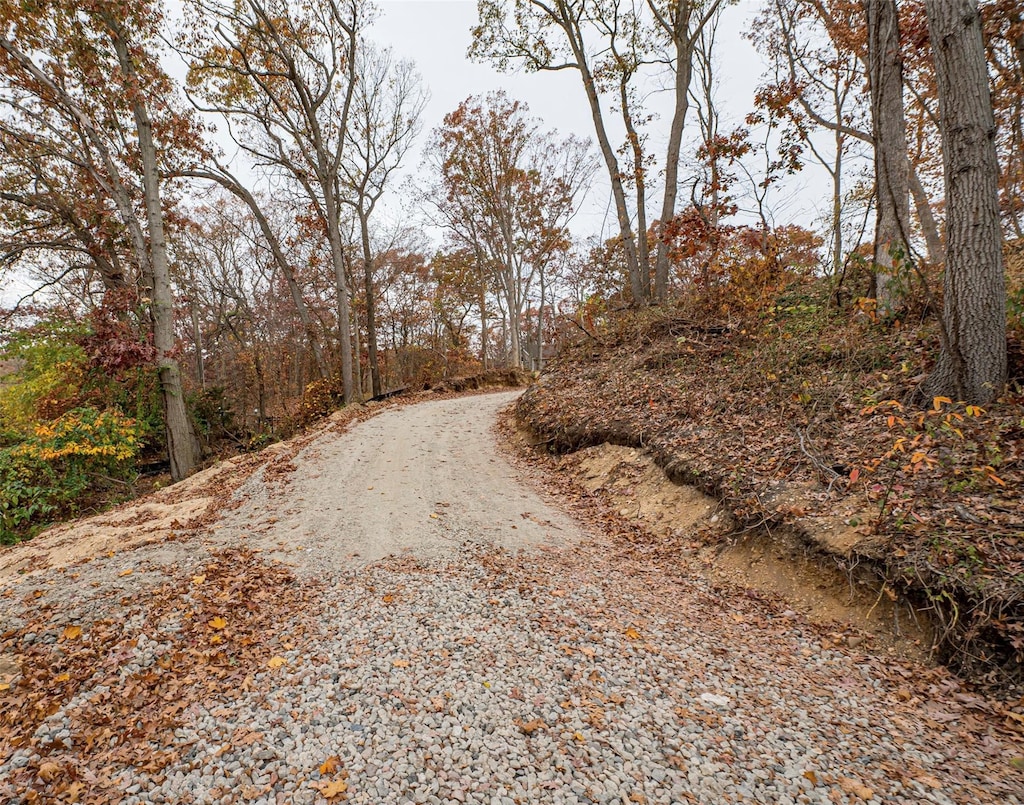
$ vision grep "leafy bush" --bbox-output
[0,407,144,543]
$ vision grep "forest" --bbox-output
[0,0,1020,563]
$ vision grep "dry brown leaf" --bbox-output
[65,781,85,802]
[916,773,942,789]
[267,656,287,669]
[392,659,410,668]
[518,718,546,735]
[37,761,61,782]
[802,770,819,786]
[838,776,874,800]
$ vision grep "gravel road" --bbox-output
[1,391,1021,804]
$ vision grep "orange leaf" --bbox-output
[392,659,410,668]
[625,627,641,640]
[313,779,348,799]
[209,617,227,630]
[848,468,860,484]
[319,755,341,775]
[62,626,82,640]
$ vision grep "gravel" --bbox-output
[1,392,1020,803]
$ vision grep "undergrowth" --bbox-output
[519,285,1024,692]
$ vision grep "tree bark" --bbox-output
[865,0,911,312]
[358,209,382,397]
[924,0,1007,404]
[652,4,695,302]
[107,19,201,481]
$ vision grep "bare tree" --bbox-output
[341,44,427,397]
[183,0,365,403]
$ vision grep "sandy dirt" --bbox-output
[207,391,577,570]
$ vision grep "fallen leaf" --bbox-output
[62,626,82,641]
[118,568,133,577]
[208,617,227,630]
[192,575,206,585]
[37,761,61,782]
[65,781,85,802]
[802,770,819,786]
[916,773,942,789]
[313,779,348,799]
[54,672,70,683]
[838,777,874,800]
[625,627,641,640]
[0,683,9,692]
[429,513,440,519]
[392,659,410,668]
[573,731,586,742]
[267,656,287,669]
[518,718,545,734]
[382,594,395,603]
[319,755,341,775]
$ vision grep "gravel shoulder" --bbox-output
[1,390,1022,804]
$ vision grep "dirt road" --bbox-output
[1,390,1021,804]
[209,391,576,569]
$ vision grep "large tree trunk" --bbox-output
[108,22,201,481]
[865,0,911,313]
[924,0,1006,404]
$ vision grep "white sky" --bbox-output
[365,0,832,242]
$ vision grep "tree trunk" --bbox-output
[358,210,382,397]
[924,0,1007,404]
[909,165,945,264]
[653,7,695,302]
[326,207,357,404]
[108,23,200,481]
[566,41,644,302]
[866,0,911,313]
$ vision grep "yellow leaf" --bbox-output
[392,659,410,668]
[320,755,341,775]
[118,568,133,577]
[62,626,82,640]
[54,672,70,683]
[573,731,586,742]
[429,513,440,519]
[625,627,641,640]
[932,396,952,411]
[209,617,227,630]
[0,683,10,692]
[210,634,223,645]
[313,779,348,799]
[382,593,395,603]
[192,575,206,585]
[802,770,818,785]
[267,656,287,669]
